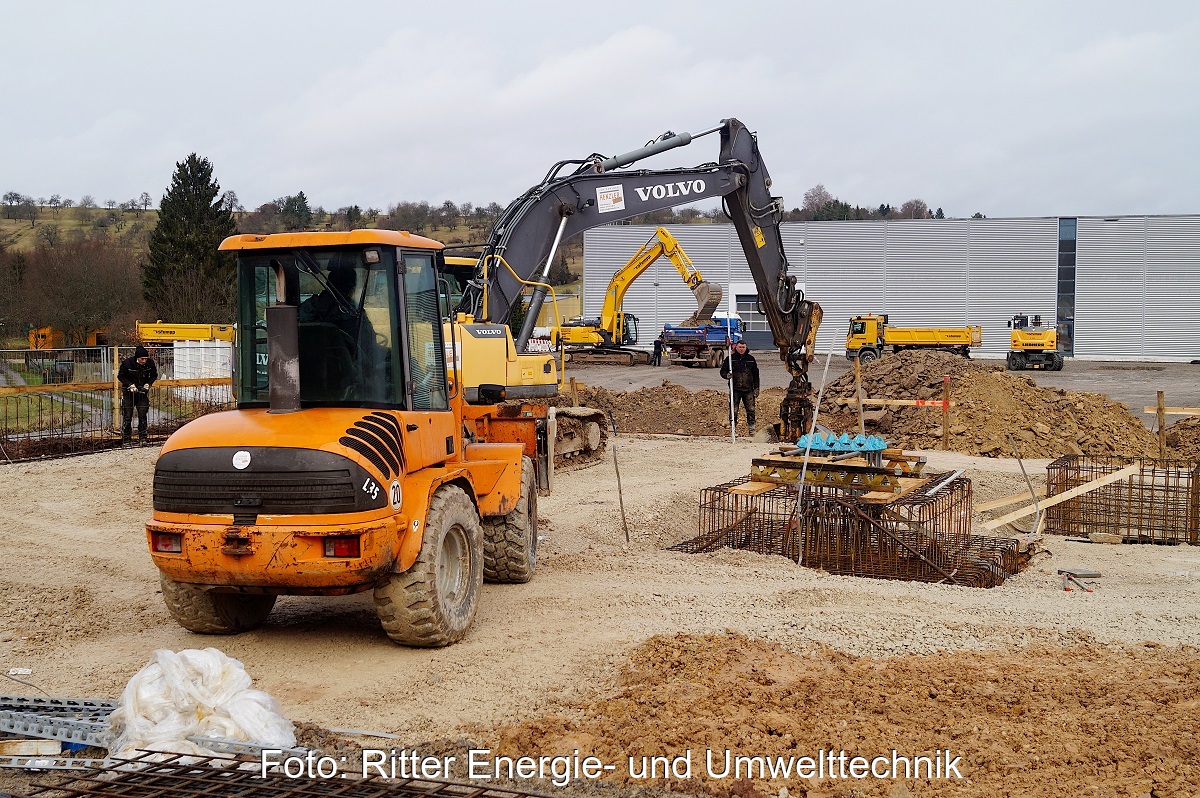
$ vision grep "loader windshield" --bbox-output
[236,247,402,407]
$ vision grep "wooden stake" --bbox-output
[569,376,579,407]
[1157,390,1167,458]
[942,375,950,450]
[854,356,865,436]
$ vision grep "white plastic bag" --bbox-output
[107,648,296,759]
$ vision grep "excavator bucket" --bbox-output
[678,282,723,328]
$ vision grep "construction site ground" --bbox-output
[3,356,1200,797]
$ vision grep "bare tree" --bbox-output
[900,198,930,219]
[21,239,145,344]
[75,195,97,222]
[48,194,62,214]
[139,192,153,213]
[17,196,38,227]
[803,184,835,216]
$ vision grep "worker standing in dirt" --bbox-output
[720,339,759,433]
[118,345,158,445]
[652,332,665,366]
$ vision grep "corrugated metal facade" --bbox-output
[582,215,1200,360]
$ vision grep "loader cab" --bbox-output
[226,232,449,412]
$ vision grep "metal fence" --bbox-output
[1045,455,1200,544]
[675,474,1027,588]
[0,344,234,462]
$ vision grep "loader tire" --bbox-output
[482,457,537,584]
[1052,353,1065,371]
[374,485,483,647]
[160,576,276,634]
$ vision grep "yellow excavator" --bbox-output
[550,227,722,365]
[1006,313,1063,370]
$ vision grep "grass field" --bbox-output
[0,207,158,251]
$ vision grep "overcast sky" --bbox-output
[4,1,1198,220]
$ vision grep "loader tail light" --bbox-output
[324,536,360,558]
[151,532,182,553]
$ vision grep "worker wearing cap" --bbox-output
[720,339,760,433]
[118,345,158,445]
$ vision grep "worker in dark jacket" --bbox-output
[118,345,158,445]
[719,339,760,432]
[651,333,665,366]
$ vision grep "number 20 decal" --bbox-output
[389,480,403,510]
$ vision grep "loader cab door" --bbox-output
[396,249,457,470]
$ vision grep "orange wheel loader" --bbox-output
[147,230,546,646]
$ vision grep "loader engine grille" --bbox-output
[153,447,388,515]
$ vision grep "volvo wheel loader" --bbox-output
[147,117,821,647]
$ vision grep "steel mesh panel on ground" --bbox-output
[674,473,1025,588]
[1045,455,1200,544]
[25,751,555,798]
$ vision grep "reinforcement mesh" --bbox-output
[1045,455,1200,544]
[674,474,1026,588]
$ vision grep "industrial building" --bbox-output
[580,215,1200,361]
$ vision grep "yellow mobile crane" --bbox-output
[551,227,722,365]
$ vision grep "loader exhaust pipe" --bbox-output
[266,260,301,414]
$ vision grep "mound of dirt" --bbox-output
[1164,415,1200,461]
[820,351,1159,458]
[566,351,1163,459]
[491,632,1200,797]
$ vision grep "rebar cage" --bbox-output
[1046,454,1200,544]
[675,474,1026,588]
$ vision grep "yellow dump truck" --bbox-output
[1006,313,1063,371]
[845,313,981,363]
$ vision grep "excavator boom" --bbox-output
[458,118,822,439]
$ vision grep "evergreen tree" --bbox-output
[145,154,238,322]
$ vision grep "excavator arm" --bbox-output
[458,117,822,439]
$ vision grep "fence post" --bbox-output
[112,345,120,434]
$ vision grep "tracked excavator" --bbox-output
[551,227,722,365]
[145,117,820,649]
[457,117,822,442]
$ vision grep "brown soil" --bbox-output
[572,352,1165,460]
[1165,415,1200,461]
[491,633,1200,797]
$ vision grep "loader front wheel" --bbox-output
[160,576,276,634]
[374,485,483,647]
[482,457,537,583]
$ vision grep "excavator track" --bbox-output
[548,405,608,470]
[564,348,650,366]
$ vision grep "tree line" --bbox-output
[1,158,982,347]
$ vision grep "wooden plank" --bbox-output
[858,476,932,504]
[982,464,1140,530]
[0,739,62,756]
[727,481,778,496]
[847,398,957,408]
[0,377,230,396]
[973,486,1048,512]
[1142,406,1200,415]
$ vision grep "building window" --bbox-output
[735,295,770,332]
[1057,218,1077,356]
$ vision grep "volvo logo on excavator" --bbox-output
[634,179,706,202]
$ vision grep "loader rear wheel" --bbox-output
[159,576,276,634]
[482,457,537,583]
[374,485,483,647]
